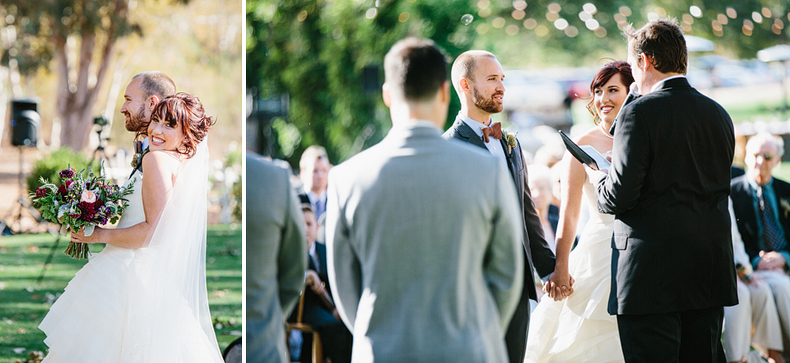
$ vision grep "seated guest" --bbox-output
[527,164,559,253]
[724,198,784,363]
[289,195,352,363]
[730,132,790,362]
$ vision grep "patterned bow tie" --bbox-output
[481,122,502,143]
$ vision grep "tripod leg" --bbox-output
[36,235,61,285]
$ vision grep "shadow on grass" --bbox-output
[0,226,241,361]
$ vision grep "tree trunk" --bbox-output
[57,32,116,151]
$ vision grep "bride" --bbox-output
[39,93,223,362]
[524,61,633,363]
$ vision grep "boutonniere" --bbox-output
[131,148,149,169]
[503,131,518,154]
[780,198,790,218]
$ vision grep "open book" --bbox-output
[559,130,611,170]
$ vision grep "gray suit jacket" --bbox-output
[326,122,524,363]
[245,154,307,363]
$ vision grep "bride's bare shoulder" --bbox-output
[143,150,182,176]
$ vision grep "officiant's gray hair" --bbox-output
[451,50,497,96]
[746,132,785,159]
[132,71,176,100]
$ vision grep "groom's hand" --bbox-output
[544,271,575,301]
[757,250,786,271]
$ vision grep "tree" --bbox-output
[247,0,476,167]
[1,0,191,151]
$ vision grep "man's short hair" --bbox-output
[132,71,177,100]
[747,132,785,159]
[383,37,447,102]
[625,19,687,75]
[450,50,496,96]
[299,145,329,172]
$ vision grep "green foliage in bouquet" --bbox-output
[26,148,98,194]
[29,165,134,259]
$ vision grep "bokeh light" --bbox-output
[752,12,763,23]
[726,7,737,19]
[365,8,377,19]
[492,17,506,28]
[647,12,659,22]
[717,14,727,25]
[461,14,474,25]
[523,18,537,29]
[565,25,579,37]
[506,24,520,35]
[554,18,568,30]
[548,3,561,13]
[479,8,491,18]
[512,10,526,20]
[535,25,549,37]
[619,6,632,17]
[546,12,560,22]
[398,12,410,22]
[585,19,599,30]
[762,7,772,18]
[690,6,702,18]
[583,3,596,14]
[513,0,527,11]
[476,23,490,34]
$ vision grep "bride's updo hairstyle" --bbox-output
[149,92,216,158]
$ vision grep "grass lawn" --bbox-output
[0,225,241,362]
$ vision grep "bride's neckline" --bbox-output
[599,122,614,139]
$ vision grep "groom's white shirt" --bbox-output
[142,137,149,150]
[458,113,508,169]
[650,75,686,93]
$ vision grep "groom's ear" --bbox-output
[147,95,161,111]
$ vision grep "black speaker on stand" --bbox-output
[1,99,43,235]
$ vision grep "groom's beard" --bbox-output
[124,104,147,133]
[472,86,504,114]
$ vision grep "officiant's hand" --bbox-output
[70,228,103,244]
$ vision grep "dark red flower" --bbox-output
[35,187,48,198]
[59,168,75,179]
[58,180,73,196]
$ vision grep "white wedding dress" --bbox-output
[39,142,223,363]
[524,179,624,363]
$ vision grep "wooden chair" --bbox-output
[286,289,323,363]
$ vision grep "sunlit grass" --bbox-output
[0,225,241,362]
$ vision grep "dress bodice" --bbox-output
[582,176,615,226]
[117,171,145,228]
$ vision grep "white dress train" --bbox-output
[524,180,624,363]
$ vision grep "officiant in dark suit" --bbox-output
[442,50,556,363]
[593,19,737,362]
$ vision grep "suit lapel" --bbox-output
[452,117,486,149]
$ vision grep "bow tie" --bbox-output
[480,122,502,143]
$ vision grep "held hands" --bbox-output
[543,270,575,301]
[70,228,103,244]
[757,251,787,271]
[305,270,327,296]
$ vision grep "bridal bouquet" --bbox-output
[29,165,135,259]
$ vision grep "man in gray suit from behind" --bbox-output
[246,153,307,363]
[326,37,524,363]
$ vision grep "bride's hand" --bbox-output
[544,270,574,301]
[70,228,102,244]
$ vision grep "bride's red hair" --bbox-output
[149,93,216,158]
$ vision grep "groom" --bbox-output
[594,19,737,362]
[442,50,556,363]
[120,71,176,174]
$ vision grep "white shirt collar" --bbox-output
[142,137,149,150]
[650,75,686,93]
[458,113,489,137]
